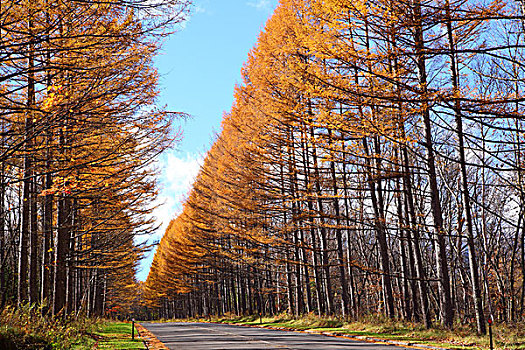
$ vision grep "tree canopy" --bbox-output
[145,0,525,332]
[0,0,190,318]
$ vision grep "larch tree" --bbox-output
[143,0,525,331]
[0,0,189,317]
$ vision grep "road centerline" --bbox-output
[141,322,417,350]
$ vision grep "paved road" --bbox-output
[140,322,414,349]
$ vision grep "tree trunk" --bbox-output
[53,194,71,315]
[444,2,486,333]
[308,124,334,315]
[362,137,395,318]
[328,130,350,318]
[300,127,324,315]
[18,16,36,305]
[413,0,454,327]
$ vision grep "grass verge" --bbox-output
[91,322,145,349]
[0,304,96,349]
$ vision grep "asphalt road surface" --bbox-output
[140,322,414,349]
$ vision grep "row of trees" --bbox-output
[0,0,189,317]
[145,0,525,333]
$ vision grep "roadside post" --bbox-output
[488,316,493,350]
[132,318,135,340]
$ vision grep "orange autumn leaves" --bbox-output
[0,0,189,317]
[146,0,525,328]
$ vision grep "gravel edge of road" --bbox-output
[136,323,169,350]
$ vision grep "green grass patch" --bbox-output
[91,322,145,349]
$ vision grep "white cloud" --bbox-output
[176,2,208,29]
[136,150,203,281]
[155,151,203,233]
[247,0,273,11]
[193,4,206,14]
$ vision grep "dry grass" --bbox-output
[0,303,97,349]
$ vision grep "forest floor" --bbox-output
[0,305,144,349]
[152,314,524,350]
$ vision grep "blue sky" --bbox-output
[136,0,279,281]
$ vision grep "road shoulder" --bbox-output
[136,323,169,350]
